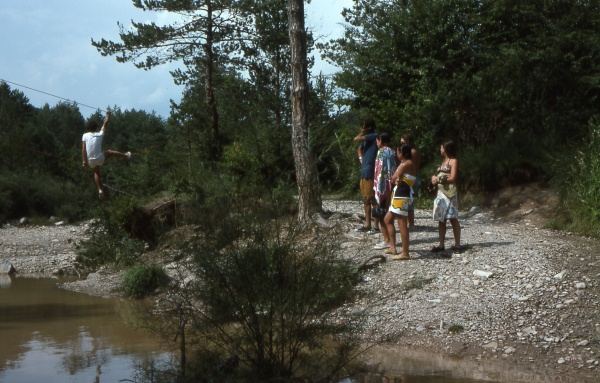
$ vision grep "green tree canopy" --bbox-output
[322,0,600,156]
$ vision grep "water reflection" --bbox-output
[0,274,11,288]
[358,344,588,383]
[0,275,170,383]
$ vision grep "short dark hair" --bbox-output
[378,132,391,146]
[442,140,457,158]
[85,120,98,131]
[361,118,376,133]
[399,144,412,159]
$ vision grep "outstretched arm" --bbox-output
[100,109,111,133]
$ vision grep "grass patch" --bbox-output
[402,277,435,292]
[550,122,600,237]
[448,324,464,334]
[121,264,170,299]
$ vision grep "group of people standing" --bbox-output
[353,118,461,260]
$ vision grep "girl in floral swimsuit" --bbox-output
[431,140,461,253]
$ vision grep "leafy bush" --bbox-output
[552,119,600,237]
[121,264,170,299]
[139,199,370,382]
[75,201,145,268]
[187,222,365,381]
[459,133,549,193]
[0,171,88,223]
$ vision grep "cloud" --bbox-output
[1,0,352,118]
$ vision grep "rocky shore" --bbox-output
[322,200,599,382]
[1,194,599,382]
[0,223,86,278]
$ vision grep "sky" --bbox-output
[0,0,353,119]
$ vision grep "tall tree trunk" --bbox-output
[287,0,322,220]
[204,0,219,142]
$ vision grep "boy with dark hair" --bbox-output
[82,109,131,200]
[353,118,379,232]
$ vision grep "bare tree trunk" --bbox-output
[204,0,219,141]
[287,0,322,220]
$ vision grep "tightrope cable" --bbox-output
[0,78,101,110]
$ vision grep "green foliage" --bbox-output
[0,81,35,137]
[0,82,176,224]
[121,264,170,299]
[0,171,88,222]
[92,1,254,70]
[459,135,549,192]
[323,0,600,183]
[448,324,464,334]
[76,199,146,268]
[551,119,600,237]
[146,201,368,382]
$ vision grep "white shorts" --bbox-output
[88,153,105,168]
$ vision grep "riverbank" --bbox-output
[321,198,600,383]
[1,191,598,382]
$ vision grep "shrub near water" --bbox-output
[121,264,170,299]
[552,121,600,237]
[141,198,371,382]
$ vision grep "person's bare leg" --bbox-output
[438,220,447,248]
[398,216,410,257]
[364,203,372,229]
[384,212,397,254]
[93,166,104,200]
[105,150,130,160]
[379,217,390,244]
[449,218,461,247]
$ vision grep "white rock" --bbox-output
[577,340,589,347]
[504,347,516,354]
[0,261,15,274]
[558,358,566,364]
[554,270,567,279]
[473,270,494,278]
[575,282,586,289]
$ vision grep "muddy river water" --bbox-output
[0,276,567,383]
[0,276,170,383]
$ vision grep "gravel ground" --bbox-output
[1,195,599,382]
[321,199,600,382]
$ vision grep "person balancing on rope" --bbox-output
[82,109,131,200]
